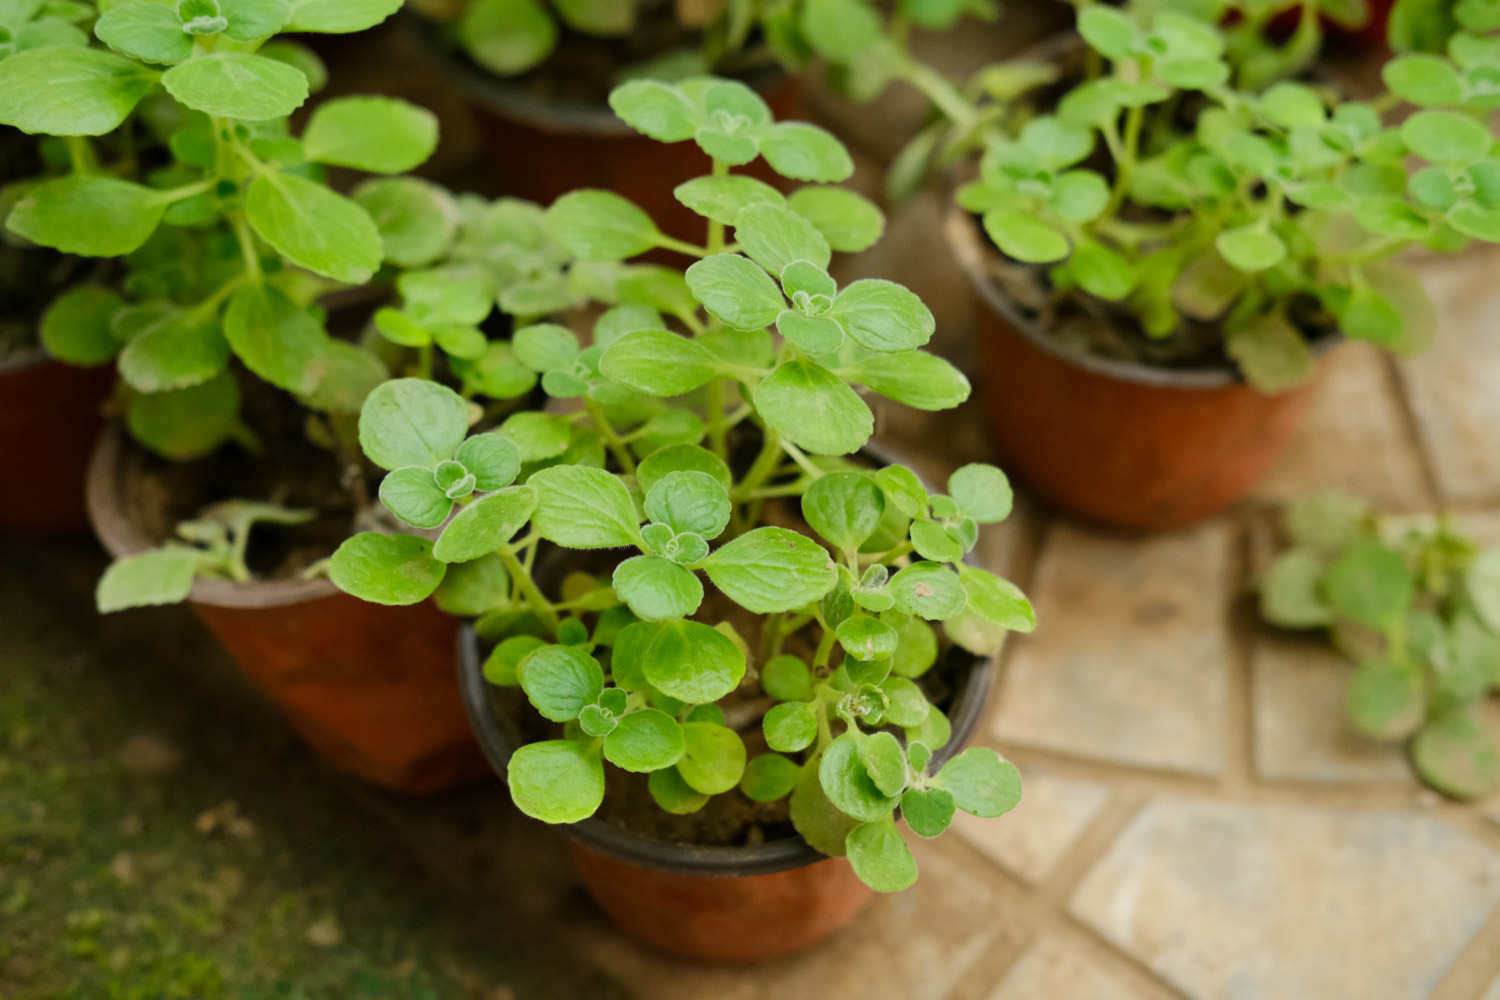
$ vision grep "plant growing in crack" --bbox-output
[1260,491,1500,798]
[331,76,1033,891]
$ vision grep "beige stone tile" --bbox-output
[577,839,1028,1000]
[987,930,1158,1000]
[1251,342,1431,511]
[1398,246,1500,504]
[1251,632,1410,784]
[951,765,1110,884]
[1483,969,1500,1000]
[1070,798,1500,1000]
[990,521,1235,775]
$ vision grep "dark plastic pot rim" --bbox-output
[87,424,340,609]
[946,205,1342,391]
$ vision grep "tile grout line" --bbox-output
[1221,512,1259,793]
[1380,351,1448,510]
[1426,899,1500,1000]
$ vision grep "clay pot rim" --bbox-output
[87,424,340,609]
[456,442,996,877]
[947,204,1343,390]
[404,11,787,139]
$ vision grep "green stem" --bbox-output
[585,399,637,474]
[894,55,977,131]
[656,235,712,258]
[757,611,784,669]
[65,136,96,175]
[498,545,559,633]
[732,426,786,503]
[707,158,728,254]
[706,379,729,461]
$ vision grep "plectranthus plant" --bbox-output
[330,76,1034,892]
[1260,492,1500,799]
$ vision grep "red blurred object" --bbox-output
[0,350,113,533]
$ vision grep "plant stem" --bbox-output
[707,158,727,254]
[497,545,559,633]
[585,399,637,474]
[656,234,712,258]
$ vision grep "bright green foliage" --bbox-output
[317,77,1029,893]
[1260,492,1500,798]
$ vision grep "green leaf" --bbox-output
[763,701,817,752]
[512,323,578,373]
[648,767,709,813]
[1466,550,1500,632]
[761,654,813,702]
[433,487,538,562]
[858,730,907,798]
[637,444,732,497]
[1216,225,1286,272]
[530,465,640,548]
[599,329,721,396]
[790,754,858,855]
[819,733,900,821]
[117,311,227,392]
[435,554,508,616]
[841,352,970,410]
[948,463,1012,522]
[284,0,400,32]
[353,178,456,268]
[826,279,933,353]
[612,555,703,621]
[547,190,658,261]
[1383,53,1464,104]
[1226,312,1317,393]
[636,618,745,703]
[40,285,122,365]
[454,433,521,491]
[1078,4,1138,59]
[1069,239,1136,299]
[684,253,784,330]
[609,79,697,141]
[1412,711,1500,799]
[901,786,955,838]
[752,360,872,456]
[982,209,1069,263]
[845,818,917,892]
[645,470,730,538]
[675,175,785,225]
[677,722,746,795]
[302,96,437,173]
[223,283,328,396]
[94,1,193,64]
[97,548,199,612]
[1346,661,1425,740]
[838,615,898,663]
[357,378,470,471]
[126,372,240,460]
[497,411,570,462]
[1402,109,1493,164]
[741,753,800,802]
[508,740,604,823]
[1260,548,1334,628]
[932,746,1021,817]
[329,532,446,606]
[604,709,685,772]
[1284,491,1370,552]
[880,675,930,727]
[458,0,555,74]
[246,171,383,284]
[1322,538,1414,629]
[733,202,831,276]
[1259,82,1326,128]
[759,121,854,182]
[889,562,966,620]
[959,566,1034,632]
[704,525,838,613]
[8,176,164,256]
[378,467,452,529]
[802,472,885,553]
[0,47,156,136]
[161,52,308,120]
[519,645,604,722]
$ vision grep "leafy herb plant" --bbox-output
[1260,491,1500,798]
[331,76,1033,892]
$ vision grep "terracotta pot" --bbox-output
[948,207,1336,531]
[458,623,995,963]
[0,349,113,533]
[87,425,488,795]
[417,25,802,241]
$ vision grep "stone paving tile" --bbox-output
[575,839,1028,1000]
[987,931,1160,1000]
[1251,342,1432,511]
[991,521,1234,775]
[1251,633,1410,784]
[1483,970,1500,1000]
[951,765,1110,884]
[1398,246,1500,504]
[1070,798,1500,1000]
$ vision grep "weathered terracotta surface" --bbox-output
[0,352,113,533]
[567,840,875,964]
[87,426,486,795]
[950,209,1330,531]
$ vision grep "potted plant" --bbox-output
[1260,491,1500,798]
[0,0,520,794]
[877,0,1500,529]
[330,75,1035,961]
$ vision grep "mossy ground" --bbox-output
[0,537,594,1000]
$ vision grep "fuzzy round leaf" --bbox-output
[983,209,1069,263]
[734,202,831,275]
[739,753,800,802]
[95,2,194,64]
[1383,53,1464,105]
[1323,538,1414,629]
[761,654,813,702]
[329,532,446,606]
[1078,5,1138,58]
[498,411,571,462]
[608,79,697,142]
[96,548,200,613]
[435,554,510,618]
[519,645,604,722]
[787,186,884,252]
[932,747,1021,817]
[648,767,709,814]
[1466,550,1500,632]
[458,0,556,74]
[947,463,1012,522]
[637,618,745,703]
[546,190,659,260]
[0,47,158,136]
[302,96,437,173]
[453,433,521,491]
[901,786,955,838]
[358,378,470,472]
[508,740,604,823]
[604,709,686,773]
[676,722,746,795]
[909,520,961,562]
[353,178,457,268]
[433,486,538,563]
[378,467,452,529]
[683,253,784,330]
[599,329,720,396]
[1346,661,1424,740]
[246,171,383,283]
[777,311,845,355]
[126,373,240,460]
[8,176,166,257]
[674,175,785,224]
[1412,711,1500,799]
[162,52,308,120]
[637,444,732,497]
[530,466,640,549]
[704,525,839,613]
[879,675,930,727]
[858,731,908,798]
[752,360,873,456]
[1216,224,1287,272]
[763,701,817,753]
[1260,548,1334,627]
[612,555,704,621]
[758,121,853,182]
[958,566,1035,633]
[645,471,731,539]
[826,279,934,353]
[819,733,900,822]
[801,472,885,554]
[888,562,966,620]
[40,285,122,365]
[1402,110,1493,165]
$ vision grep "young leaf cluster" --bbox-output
[329,77,1031,891]
[1261,491,1500,798]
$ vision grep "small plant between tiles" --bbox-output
[1259,491,1500,798]
[330,76,1035,892]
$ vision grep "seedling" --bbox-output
[1261,491,1500,798]
[332,77,1033,892]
